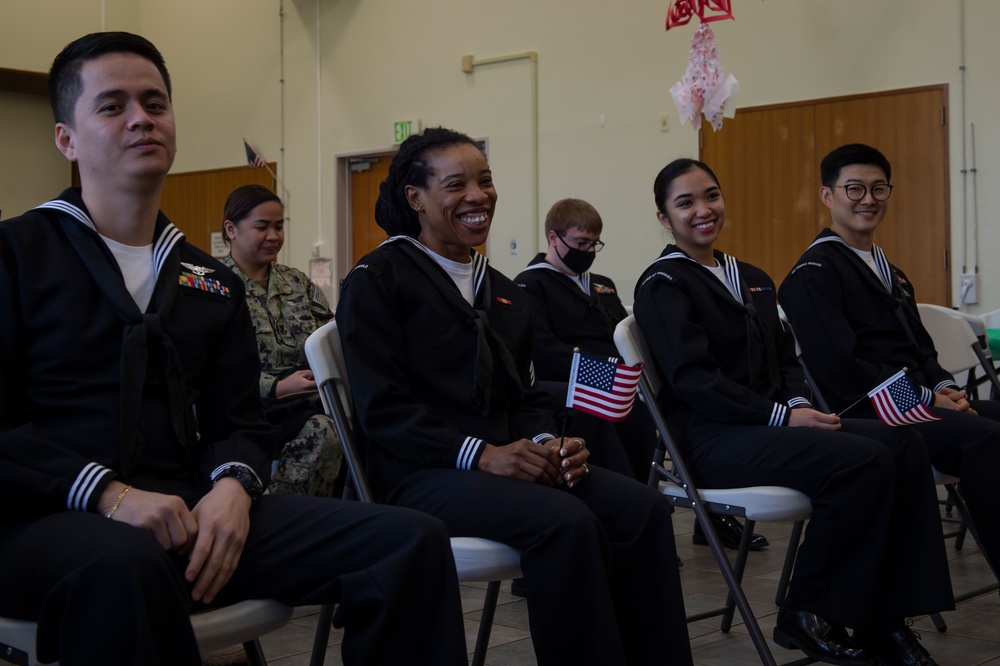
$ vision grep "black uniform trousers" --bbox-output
[388,465,692,666]
[0,495,467,666]
[685,418,952,631]
[883,400,1000,578]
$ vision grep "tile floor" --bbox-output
[259,495,1000,665]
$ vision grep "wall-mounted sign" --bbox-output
[393,118,422,144]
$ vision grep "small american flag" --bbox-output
[244,139,266,169]
[867,369,941,427]
[566,352,642,422]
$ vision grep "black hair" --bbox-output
[49,31,172,125]
[375,127,484,238]
[222,184,283,245]
[820,144,892,187]
[653,158,721,215]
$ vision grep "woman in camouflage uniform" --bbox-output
[222,184,342,497]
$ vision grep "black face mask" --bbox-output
[558,244,596,275]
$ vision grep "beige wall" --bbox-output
[2,0,999,312]
[0,92,69,219]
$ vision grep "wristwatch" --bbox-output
[214,464,263,502]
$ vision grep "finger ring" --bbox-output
[584,464,590,474]
[576,439,584,452]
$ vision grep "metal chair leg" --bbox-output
[244,638,268,666]
[470,581,502,666]
[774,520,804,606]
[721,518,757,632]
[309,603,336,666]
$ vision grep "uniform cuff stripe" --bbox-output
[769,403,787,427]
[68,462,112,511]
[457,437,483,470]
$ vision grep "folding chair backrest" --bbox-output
[304,320,372,502]
[917,303,984,376]
[613,314,662,397]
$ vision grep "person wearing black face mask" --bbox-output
[515,198,768,554]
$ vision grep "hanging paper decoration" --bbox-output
[669,22,739,132]
[666,0,735,31]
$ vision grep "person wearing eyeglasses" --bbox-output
[513,200,649,478]
[515,199,769,552]
[779,143,1000,587]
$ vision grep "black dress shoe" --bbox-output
[509,577,527,598]
[692,514,770,550]
[773,608,872,665]
[853,622,937,666]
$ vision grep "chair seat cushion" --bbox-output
[659,483,813,522]
[450,537,522,582]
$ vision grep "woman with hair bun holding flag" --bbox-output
[633,157,953,666]
[335,127,691,666]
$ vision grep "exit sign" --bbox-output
[393,118,421,144]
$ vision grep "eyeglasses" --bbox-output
[834,183,894,202]
[556,232,605,253]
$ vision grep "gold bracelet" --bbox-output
[105,485,132,519]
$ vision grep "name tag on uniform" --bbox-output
[179,271,231,298]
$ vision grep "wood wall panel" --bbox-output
[159,164,276,255]
[704,105,817,283]
[702,85,950,305]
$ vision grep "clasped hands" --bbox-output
[934,387,977,415]
[477,436,590,487]
[97,478,250,604]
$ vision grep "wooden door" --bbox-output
[348,152,489,271]
[701,85,950,305]
[813,87,950,305]
[350,155,393,266]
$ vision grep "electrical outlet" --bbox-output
[960,273,979,305]
[510,239,518,255]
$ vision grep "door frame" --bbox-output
[334,137,491,298]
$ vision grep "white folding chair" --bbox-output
[613,315,812,666]
[304,320,522,666]
[917,303,1000,399]
[0,599,294,666]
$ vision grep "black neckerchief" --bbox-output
[811,231,920,347]
[655,246,781,390]
[385,237,527,414]
[36,190,194,475]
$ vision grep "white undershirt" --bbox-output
[704,260,741,302]
[850,247,880,277]
[426,248,475,305]
[100,234,155,312]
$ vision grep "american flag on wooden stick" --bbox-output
[566,352,642,422]
[867,369,941,427]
